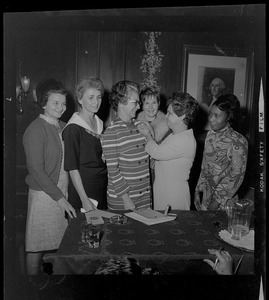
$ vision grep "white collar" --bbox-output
[63,112,103,134]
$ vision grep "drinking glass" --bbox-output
[81,221,91,243]
[231,212,249,240]
[87,225,101,248]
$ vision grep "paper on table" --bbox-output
[131,209,167,219]
[80,198,98,212]
[85,212,104,225]
[125,209,176,226]
[218,229,254,251]
[89,198,98,207]
[83,209,120,225]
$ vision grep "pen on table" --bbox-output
[213,246,224,271]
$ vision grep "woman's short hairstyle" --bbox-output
[167,92,199,126]
[75,77,104,106]
[213,94,241,123]
[36,79,67,108]
[109,80,140,111]
[140,86,160,105]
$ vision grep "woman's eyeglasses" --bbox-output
[128,99,140,106]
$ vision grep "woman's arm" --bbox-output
[101,128,130,197]
[211,137,248,208]
[63,125,96,211]
[145,133,193,161]
[69,170,95,211]
[23,123,64,201]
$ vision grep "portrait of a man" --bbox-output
[197,67,235,111]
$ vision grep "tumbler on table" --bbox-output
[225,197,254,240]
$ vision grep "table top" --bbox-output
[44,210,254,275]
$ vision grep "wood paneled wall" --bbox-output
[15,29,257,216]
[15,30,77,216]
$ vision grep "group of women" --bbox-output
[23,77,248,276]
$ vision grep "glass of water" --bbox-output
[81,221,91,243]
[87,225,101,248]
[231,212,249,240]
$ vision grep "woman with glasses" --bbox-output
[102,80,153,210]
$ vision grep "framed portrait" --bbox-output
[182,45,254,110]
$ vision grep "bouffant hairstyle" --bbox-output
[213,94,241,123]
[36,79,67,108]
[109,80,140,111]
[74,77,104,106]
[167,91,199,127]
[140,86,160,104]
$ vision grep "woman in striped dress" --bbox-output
[102,80,153,210]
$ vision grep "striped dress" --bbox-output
[101,115,152,210]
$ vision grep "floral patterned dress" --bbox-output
[195,124,248,210]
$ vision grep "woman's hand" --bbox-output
[122,194,136,210]
[203,248,233,275]
[58,197,77,218]
[82,197,97,212]
[137,122,154,139]
[208,197,220,211]
[194,189,202,210]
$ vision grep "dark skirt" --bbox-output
[68,173,108,210]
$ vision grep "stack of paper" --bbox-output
[125,209,177,226]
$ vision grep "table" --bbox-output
[43,210,254,275]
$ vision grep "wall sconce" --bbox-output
[16,76,30,115]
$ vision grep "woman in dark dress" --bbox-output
[62,77,108,211]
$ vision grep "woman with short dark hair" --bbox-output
[138,91,199,210]
[137,87,171,144]
[23,79,76,276]
[194,94,248,211]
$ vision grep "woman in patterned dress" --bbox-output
[102,80,153,210]
[23,79,76,276]
[194,94,248,211]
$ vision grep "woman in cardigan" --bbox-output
[136,87,172,186]
[23,79,76,276]
[137,87,171,144]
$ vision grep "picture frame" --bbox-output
[182,45,254,133]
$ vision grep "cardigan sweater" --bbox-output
[23,116,66,201]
